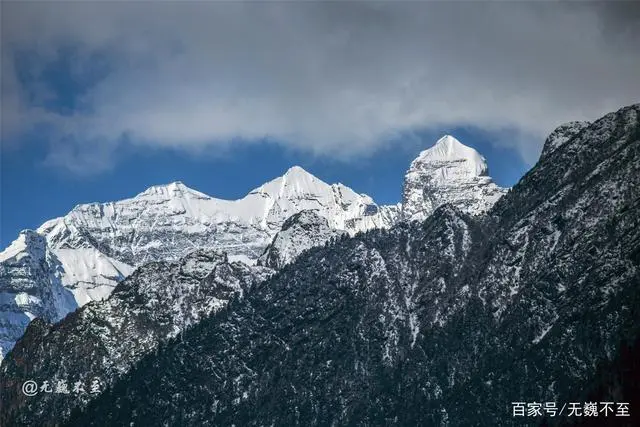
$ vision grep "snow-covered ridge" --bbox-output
[25,165,396,309]
[2,166,395,362]
[134,180,211,200]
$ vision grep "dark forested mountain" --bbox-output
[69,204,483,426]
[0,250,272,425]
[0,136,507,427]
[53,104,640,426]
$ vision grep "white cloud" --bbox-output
[2,1,639,173]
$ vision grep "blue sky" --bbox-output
[2,1,638,248]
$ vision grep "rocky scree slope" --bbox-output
[53,104,640,425]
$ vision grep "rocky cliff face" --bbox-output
[0,249,272,424]
[0,231,76,362]
[539,120,590,160]
[33,103,636,426]
[401,135,506,222]
[257,210,344,269]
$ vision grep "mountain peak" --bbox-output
[284,165,312,177]
[280,165,320,186]
[435,134,464,148]
[168,180,186,188]
[250,165,323,199]
[414,135,488,177]
[402,135,505,221]
[135,181,210,200]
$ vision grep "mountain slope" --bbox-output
[1,136,504,363]
[69,205,482,426]
[0,250,271,425]
[57,103,640,426]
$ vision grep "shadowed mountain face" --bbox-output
[0,251,272,425]
[42,104,637,426]
[1,104,638,426]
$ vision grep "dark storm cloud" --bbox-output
[2,1,639,173]
[595,0,640,41]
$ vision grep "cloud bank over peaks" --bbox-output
[2,1,639,174]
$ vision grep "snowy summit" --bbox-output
[402,135,506,222]
[415,135,489,179]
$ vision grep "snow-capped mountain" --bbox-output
[6,100,636,426]
[258,210,344,269]
[4,103,633,427]
[0,135,502,364]
[0,231,76,362]
[35,165,395,298]
[401,135,506,222]
[0,167,394,362]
